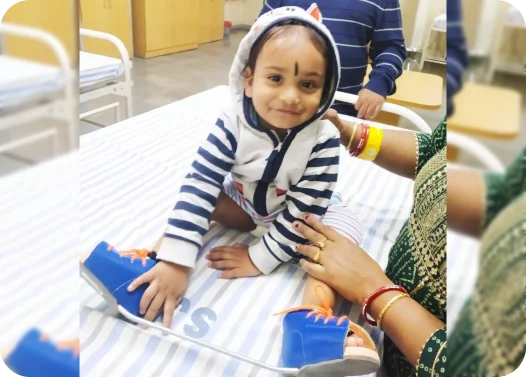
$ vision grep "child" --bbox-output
[83,4,380,373]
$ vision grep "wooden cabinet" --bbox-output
[2,0,78,67]
[199,0,225,44]
[80,0,133,58]
[132,0,200,58]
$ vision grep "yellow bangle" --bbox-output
[358,126,383,161]
[377,293,409,330]
[346,122,358,151]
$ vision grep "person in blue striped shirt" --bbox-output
[127,5,377,368]
[261,0,407,120]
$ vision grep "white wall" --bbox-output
[224,0,262,26]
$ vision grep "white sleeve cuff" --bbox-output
[156,237,199,269]
[249,240,282,275]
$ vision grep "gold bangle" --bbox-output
[377,293,409,330]
[346,122,358,151]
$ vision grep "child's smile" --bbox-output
[244,25,328,131]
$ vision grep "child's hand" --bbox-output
[356,88,385,120]
[128,260,190,328]
[206,243,262,279]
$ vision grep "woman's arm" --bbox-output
[324,109,417,179]
[447,168,485,237]
[448,149,525,237]
[324,110,446,180]
[293,215,445,371]
[368,290,445,367]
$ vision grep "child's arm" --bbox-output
[128,112,239,327]
[155,114,239,268]
[248,130,340,274]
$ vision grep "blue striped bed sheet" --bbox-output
[80,51,124,90]
[0,153,79,348]
[0,55,64,111]
[79,86,416,377]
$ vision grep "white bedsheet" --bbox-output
[0,153,79,348]
[0,55,63,111]
[80,51,124,90]
[79,86,419,377]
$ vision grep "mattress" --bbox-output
[80,51,124,90]
[79,86,417,377]
[433,13,447,30]
[0,153,79,348]
[0,55,63,111]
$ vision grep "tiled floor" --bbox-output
[1,30,524,176]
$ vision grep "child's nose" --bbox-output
[280,86,300,105]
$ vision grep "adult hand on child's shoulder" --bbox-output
[356,88,385,120]
[128,260,190,328]
[206,243,262,279]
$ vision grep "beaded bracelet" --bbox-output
[361,285,408,326]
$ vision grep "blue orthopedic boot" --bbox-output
[4,329,79,377]
[279,305,381,376]
[82,241,157,317]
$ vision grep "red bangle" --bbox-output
[358,124,370,157]
[361,285,408,326]
[351,123,369,157]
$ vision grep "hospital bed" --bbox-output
[0,152,79,349]
[77,85,435,377]
[0,23,76,157]
[487,5,526,80]
[79,28,133,124]
[419,13,447,70]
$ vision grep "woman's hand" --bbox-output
[293,214,393,305]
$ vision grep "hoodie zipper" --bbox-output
[253,130,291,215]
[270,130,283,151]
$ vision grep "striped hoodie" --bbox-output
[261,0,406,116]
[156,5,342,274]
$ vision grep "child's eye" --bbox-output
[268,75,282,83]
[301,81,316,89]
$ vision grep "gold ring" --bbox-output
[316,237,327,249]
[312,249,321,263]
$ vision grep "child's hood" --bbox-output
[228,4,341,129]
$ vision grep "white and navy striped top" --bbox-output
[156,6,343,274]
[261,0,407,116]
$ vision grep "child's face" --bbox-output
[244,26,327,131]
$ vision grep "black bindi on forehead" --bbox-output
[294,62,299,76]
